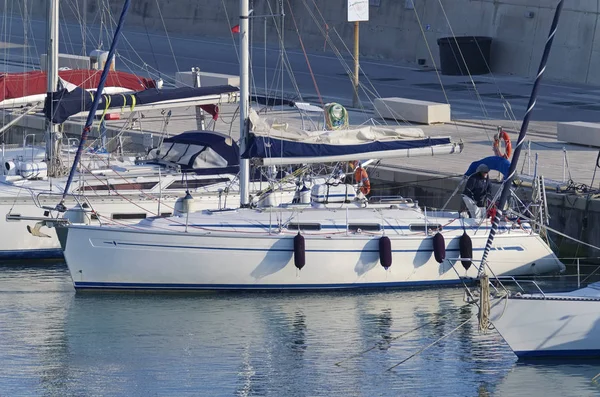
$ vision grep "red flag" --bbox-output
[231,24,240,33]
[200,104,219,120]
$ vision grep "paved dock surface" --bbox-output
[2,12,600,189]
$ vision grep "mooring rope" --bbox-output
[386,313,476,371]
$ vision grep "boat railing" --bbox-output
[23,133,37,162]
[491,276,547,298]
[368,195,415,205]
[32,191,95,215]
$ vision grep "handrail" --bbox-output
[493,276,547,298]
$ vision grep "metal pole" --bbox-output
[352,21,359,108]
[192,67,206,130]
[46,0,60,176]
[239,0,251,206]
[562,147,566,182]
[577,258,581,288]
[527,140,531,175]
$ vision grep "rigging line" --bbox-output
[286,0,323,105]
[99,7,163,86]
[302,3,398,123]
[154,0,179,73]
[78,161,177,213]
[433,2,495,142]
[219,0,240,64]
[303,0,387,118]
[143,18,161,78]
[409,5,465,139]
[64,0,85,55]
[59,1,76,56]
[264,0,303,103]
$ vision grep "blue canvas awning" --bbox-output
[465,156,510,179]
[148,131,239,175]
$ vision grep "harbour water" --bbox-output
[1,262,600,397]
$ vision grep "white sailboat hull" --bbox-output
[490,294,600,358]
[62,220,562,290]
[0,188,297,259]
[0,195,220,259]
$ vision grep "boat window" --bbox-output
[79,182,158,192]
[112,213,147,220]
[286,222,321,231]
[160,212,172,217]
[348,223,382,232]
[409,224,442,233]
[166,178,231,190]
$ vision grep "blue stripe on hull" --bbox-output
[108,240,524,253]
[73,278,476,291]
[515,349,600,359]
[0,249,63,260]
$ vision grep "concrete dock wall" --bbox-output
[18,0,600,84]
[371,166,600,261]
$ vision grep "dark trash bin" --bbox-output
[437,36,492,76]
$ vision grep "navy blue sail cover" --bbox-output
[45,85,240,124]
[242,134,452,159]
[148,131,239,175]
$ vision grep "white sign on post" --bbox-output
[348,0,369,22]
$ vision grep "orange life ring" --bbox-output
[493,129,512,159]
[354,167,371,195]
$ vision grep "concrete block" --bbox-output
[40,53,90,70]
[374,97,451,125]
[557,122,600,147]
[200,72,239,87]
[175,71,239,88]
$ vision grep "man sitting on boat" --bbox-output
[462,164,491,218]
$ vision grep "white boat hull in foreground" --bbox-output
[60,204,564,290]
[490,283,600,358]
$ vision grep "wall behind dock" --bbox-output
[17,0,600,85]
[371,167,600,262]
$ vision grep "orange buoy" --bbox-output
[353,166,371,195]
[493,128,512,159]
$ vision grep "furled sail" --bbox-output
[241,109,463,165]
[45,85,240,124]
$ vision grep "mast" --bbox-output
[239,0,250,206]
[45,0,59,176]
[59,0,131,205]
[479,0,564,269]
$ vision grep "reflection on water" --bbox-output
[1,263,600,396]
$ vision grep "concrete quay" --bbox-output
[13,0,600,85]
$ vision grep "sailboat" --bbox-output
[53,0,564,291]
[0,2,299,259]
[463,0,600,359]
